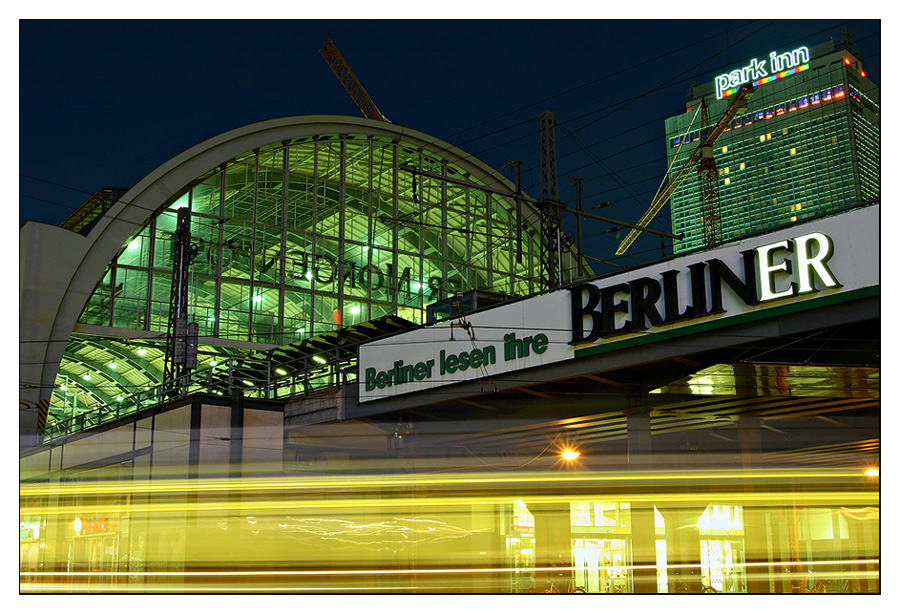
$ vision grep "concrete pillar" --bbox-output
[526,502,573,588]
[737,415,770,593]
[224,391,245,573]
[625,400,657,593]
[784,505,806,592]
[844,508,879,593]
[43,474,72,586]
[658,506,707,593]
[625,402,652,467]
[229,389,244,476]
[770,511,791,593]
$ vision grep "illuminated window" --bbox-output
[791,216,797,222]
[759,135,766,143]
[739,162,746,170]
[790,148,796,155]
[782,128,789,135]
[724,177,731,185]
[723,167,730,174]
[571,502,592,526]
[721,146,728,154]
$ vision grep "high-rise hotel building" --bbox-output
[664,37,879,253]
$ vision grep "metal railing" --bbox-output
[41,350,357,444]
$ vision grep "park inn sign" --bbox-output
[715,45,810,99]
[357,206,878,403]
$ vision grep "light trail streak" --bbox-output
[19,467,874,497]
[21,559,882,577]
[28,489,878,517]
[21,560,881,593]
[20,465,879,593]
[20,584,420,592]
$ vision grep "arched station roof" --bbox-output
[20,115,580,447]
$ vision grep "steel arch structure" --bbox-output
[21,115,586,448]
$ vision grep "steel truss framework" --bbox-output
[51,133,572,426]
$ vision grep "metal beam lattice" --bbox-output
[319,39,389,122]
[539,111,563,289]
[615,84,755,255]
[163,207,199,386]
[698,99,722,246]
[539,111,559,202]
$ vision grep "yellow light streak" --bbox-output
[20,468,876,497]
[21,559,881,593]
[20,559,882,577]
[31,489,878,517]
[20,465,879,594]
[20,584,420,592]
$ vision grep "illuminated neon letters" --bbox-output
[715,46,810,99]
[570,232,840,345]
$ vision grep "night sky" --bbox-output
[18,18,882,271]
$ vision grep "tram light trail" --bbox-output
[20,465,878,593]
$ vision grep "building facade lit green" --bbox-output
[664,38,879,253]
[32,118,572,435]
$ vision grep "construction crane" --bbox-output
[538,110,566,289]
[398,113,680,291]
[535,111,680,288]
[319,38,389,122]
[615,83,755,255]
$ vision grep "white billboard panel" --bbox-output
[359,206,878,402]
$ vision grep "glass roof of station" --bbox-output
[48,128,569,429]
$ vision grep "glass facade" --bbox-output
[82,135,545,342]
[51,130,558,424]
[664,44,879,253]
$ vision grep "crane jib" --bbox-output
[615,85,755,255]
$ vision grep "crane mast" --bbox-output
[538,110,566,289]
[698,99,722,245]
[319,39,389,122]
[615,83,755,255]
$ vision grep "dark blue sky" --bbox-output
[19,19,881,271]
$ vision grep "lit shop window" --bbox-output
[571,502,592,526]
[698,505,743,531]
